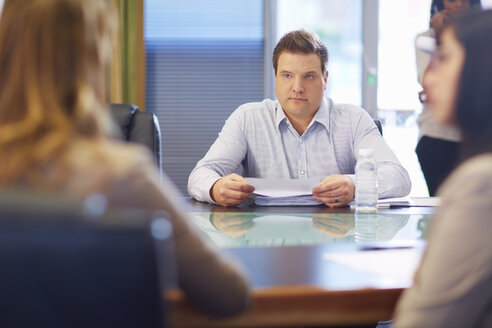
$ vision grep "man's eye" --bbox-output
[306,74,314,79]
[283,73,292,78]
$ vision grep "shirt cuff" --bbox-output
[193,175,221,204]
[346,174,356,188]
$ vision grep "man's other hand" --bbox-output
[210,173,255,207]
[312,174,355,208]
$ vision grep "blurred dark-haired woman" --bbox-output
[395,9,492,328]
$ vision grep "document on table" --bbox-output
[245,177,322,206]
[377,196,441,208]
[411,197,442,207]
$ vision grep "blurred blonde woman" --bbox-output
[0,0,249,317]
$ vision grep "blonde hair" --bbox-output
[0,0,117,185]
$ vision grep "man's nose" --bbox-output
[292,77,304,93]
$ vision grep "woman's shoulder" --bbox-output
[439,153,492,199]
[447,154,492,183]
[67,138,156,176]
[58,138,160,202]
[78,137,151,158]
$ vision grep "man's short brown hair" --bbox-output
[272,29,329,75]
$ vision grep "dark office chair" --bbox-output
[374,119,383,136]
[0,189,174,328]
[110,103,162,170]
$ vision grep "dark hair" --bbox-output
[430,0,482,20]
[445,9,492,160]
[272,29,328,75]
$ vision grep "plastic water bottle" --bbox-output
[355,148,378,213]
[354,212,378,244]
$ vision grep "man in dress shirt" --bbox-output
[188,29,411,207]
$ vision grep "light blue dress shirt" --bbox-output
[188,97,411,203]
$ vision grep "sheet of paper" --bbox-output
[323,248,423,284]
[377,196,413,205]
[411,197,441,207]
[254,194,322,206]
[245,177,321,197]
[377,196,441,208]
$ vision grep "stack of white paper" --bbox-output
[245,177,322,206]
[254,194,322,206]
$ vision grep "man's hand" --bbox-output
[211,212,255,237]
[210,173,255,207]
[312,174,355,208]
[312,213,354,238]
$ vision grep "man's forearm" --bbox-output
[377,165,412,198]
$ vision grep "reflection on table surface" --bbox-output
[171,200,435,328]
[188,209,431,249]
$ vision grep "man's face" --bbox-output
[275,51,328,124]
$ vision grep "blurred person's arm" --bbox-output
[108,147,250,317]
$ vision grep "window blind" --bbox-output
[145,0,264,194]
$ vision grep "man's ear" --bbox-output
[323,70,329,89]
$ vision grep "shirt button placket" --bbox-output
[298,138,307,178]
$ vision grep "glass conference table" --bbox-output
[168,198,435,328]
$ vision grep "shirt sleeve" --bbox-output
[107,149,251,317]
[394,159,492,328]
[187,107,249,203]
[352,109,412,198]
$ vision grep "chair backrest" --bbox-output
[0,189,174,328]
[110,103,162,170]
[374,119,383,136]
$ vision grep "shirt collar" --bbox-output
[275,97,331,133]
[311,97,330,132]
[275,103,288,129]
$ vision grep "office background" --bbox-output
[145,0,414,195]
[2,0,491,195]
[143,0,492,195]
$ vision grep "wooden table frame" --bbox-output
[167,199,434,327]
[168,287,402,327]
